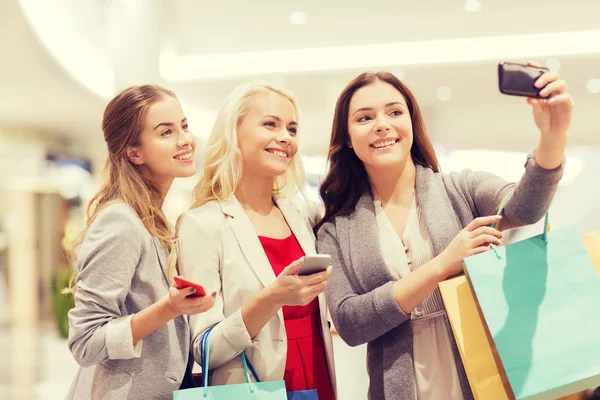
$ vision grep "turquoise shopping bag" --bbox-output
[173,329,288,400]
[464,195,600,400]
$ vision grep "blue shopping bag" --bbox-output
[173,329,318,399]
[173,329,287,400]
[286,390,318,400]
[463,193,600,399]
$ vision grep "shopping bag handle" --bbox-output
[200,327,261,396]
[489,190,550,258]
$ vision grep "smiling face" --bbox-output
[126,95,197,187]
[236,90,299,180]
[347,79,414,176]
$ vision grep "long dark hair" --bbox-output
[315,72,439,232]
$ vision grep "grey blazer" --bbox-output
[317,153,564,400]
[67,202,192,400]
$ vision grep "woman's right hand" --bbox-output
[164,284,216,317]
[267,258,331,307]
[438,215,503,278]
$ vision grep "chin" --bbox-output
[174,166,197,178]
[371,155,407,169]
[262,160,289,176]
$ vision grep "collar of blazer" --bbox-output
[216,194,317,290]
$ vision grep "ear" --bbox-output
[347,141,353,149]
[125,146,144,165]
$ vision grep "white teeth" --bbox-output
[372,140,397,148]
[175,153,193,160]
[266,150,288,158]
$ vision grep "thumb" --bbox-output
[281,257,304,276]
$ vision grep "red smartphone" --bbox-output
[173,276,207,297]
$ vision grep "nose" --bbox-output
[178,129,194,147]
[275,127,293,144]
[374,116,391,135]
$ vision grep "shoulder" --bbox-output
[89,202,147,239]
[78,202,146,260]
[279,194,320,218]
[317,191,373,239]
[177,200,227,235]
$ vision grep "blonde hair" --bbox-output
[192,81,306,208]
[65,85,180,293]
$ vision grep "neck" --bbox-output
[367,157,416,206]
[143,172,173,205]
[157,180,173,204]
[235,173,274,215]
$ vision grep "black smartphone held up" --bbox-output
[498,62,549,98]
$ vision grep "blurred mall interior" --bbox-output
[1,0,600,398]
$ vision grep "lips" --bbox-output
[265,148,289,158]
[174,151,193,161]
[370,139,399,149]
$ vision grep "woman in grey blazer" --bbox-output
[66,85,215,399]
[316,65,572,399]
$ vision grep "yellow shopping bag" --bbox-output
[439,231,600,400]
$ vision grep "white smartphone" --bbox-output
[298,254,332,276]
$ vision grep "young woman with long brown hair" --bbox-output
[66,85,214,399]
[316,64,572,399]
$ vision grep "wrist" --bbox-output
[159,295,181,319]
[262,286,284,309]
[535,136,566,170]
[539,131,567,148]
[431,253,451,282]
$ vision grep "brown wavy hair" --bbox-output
[65,85,179,293]
[316,72,439,232]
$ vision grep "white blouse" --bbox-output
[374,198,464,400]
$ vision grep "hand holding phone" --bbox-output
[498,62,549,98]
[298,254,332,276]
[173,276,207,298]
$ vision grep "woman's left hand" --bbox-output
[528,61,574,138]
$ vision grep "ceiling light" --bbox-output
[587,78,600,94]
[161,30,600,81]
[436,86,452,102]
[288,11,307,25]
[465,0,482,13]
[18,0,115,98]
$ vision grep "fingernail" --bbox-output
[189,287,196,293]
[211,291,217,297]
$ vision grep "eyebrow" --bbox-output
[154,118,187,131]
[352,102,406,116]
[264,115,298,126]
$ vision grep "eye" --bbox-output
[357,115,372,123]
[182,123,189,130]
[389,110,403,116]
[161,129,172,137]
[264,121,277,128]
[288,127,298,136]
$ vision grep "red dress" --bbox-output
[258,234,335,400]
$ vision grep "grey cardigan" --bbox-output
[67,203,192,400]
[317,153,564,400]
